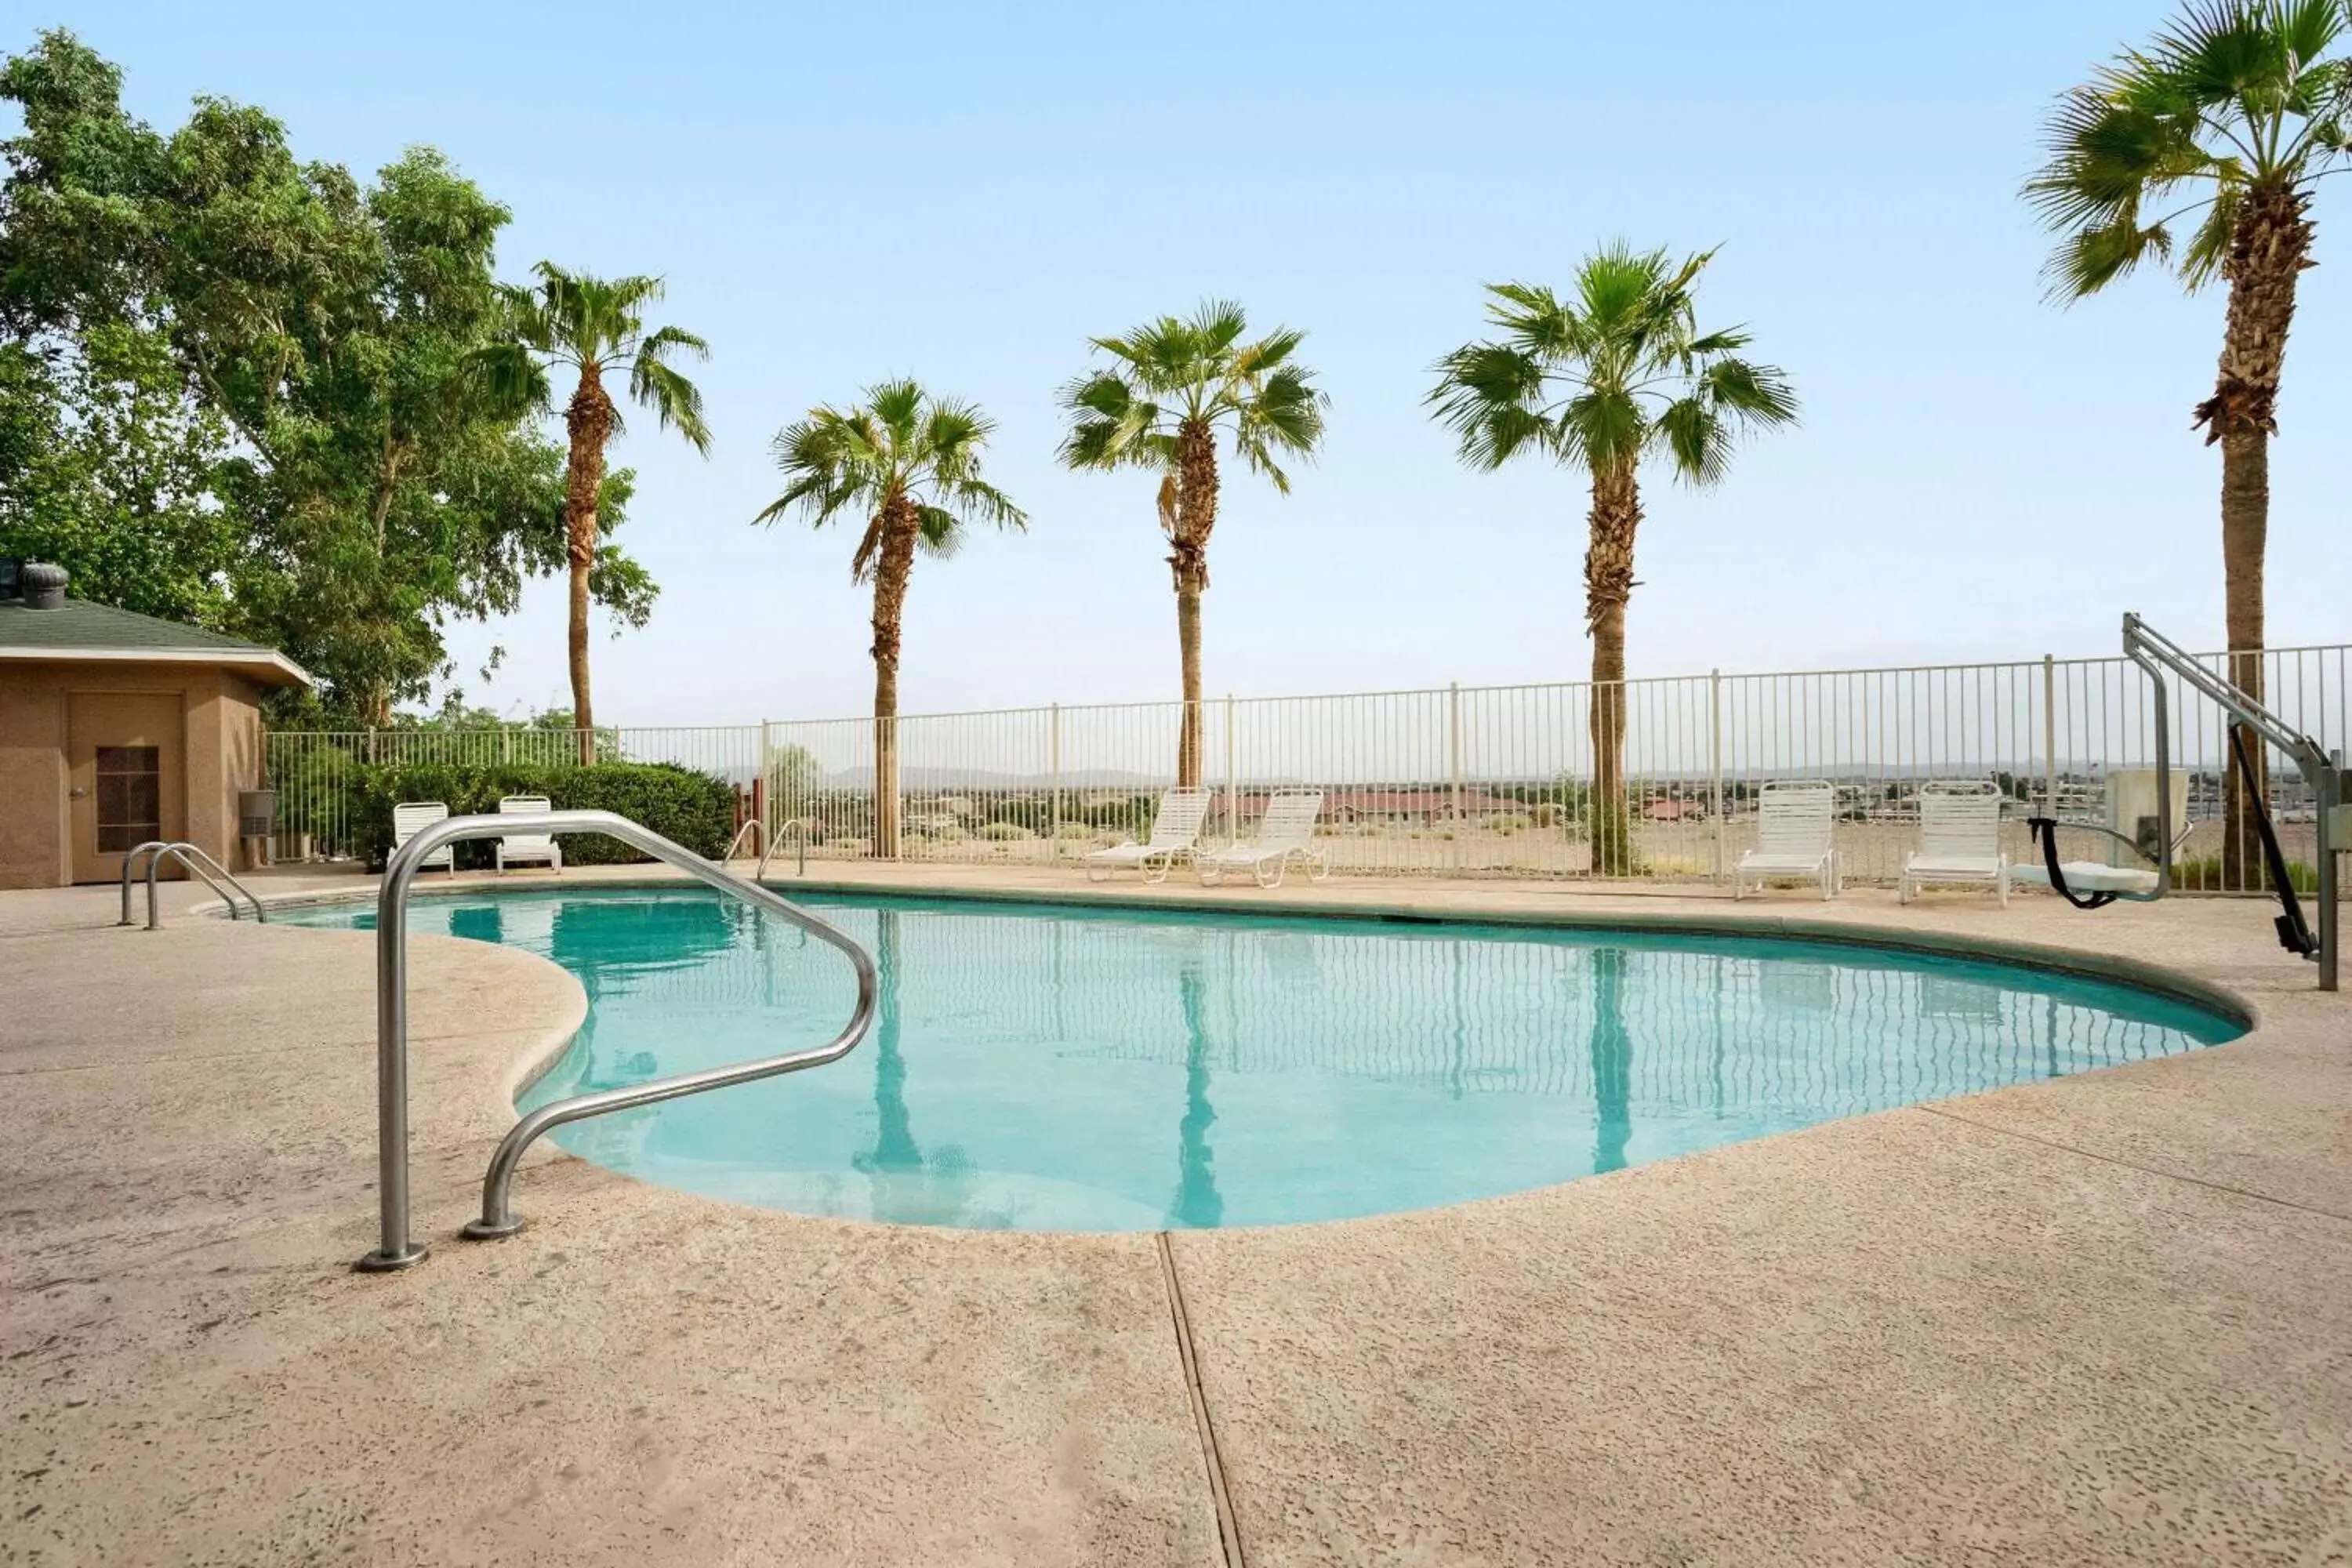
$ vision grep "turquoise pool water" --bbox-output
[288,890,2242,1231]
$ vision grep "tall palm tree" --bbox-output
[1058,301,1327,786]
[756,380,1024,858]
[1428,245,1797,873]
[474,263,710,762]
[2026,0,2348,887]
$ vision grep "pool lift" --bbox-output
[2024,614,2342,993]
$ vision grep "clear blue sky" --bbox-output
[27,1,2352,723]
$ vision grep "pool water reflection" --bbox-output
[289,890,2242,1231]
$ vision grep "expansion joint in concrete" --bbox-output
[1157,1232,1247,1568]
[1913,1104,2352,1227]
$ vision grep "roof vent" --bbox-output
[20,562,67,610]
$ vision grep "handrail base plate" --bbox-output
[354,1243,430,1272]
[459,1217,525,1241]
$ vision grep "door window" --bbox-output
[95,746,162,853]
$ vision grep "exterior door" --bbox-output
[66,693,185,885]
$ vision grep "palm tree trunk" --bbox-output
[1171,422,1219,789]
[1584,459,1642,875]
[2195,185,2310,891]
[564,365,615,768]
[2217,430,2268,890]
[869,486,921,858]
[1175,580,1206,789]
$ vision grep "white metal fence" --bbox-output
[264,641,2349,893]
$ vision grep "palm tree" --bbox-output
[756,380,1024,858]
[474,263,710,762]
[1428,245,1797,873]
[2026,0,2349,887]
[1058,302,1327,786]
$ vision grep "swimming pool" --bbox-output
[288,889,2242,1231]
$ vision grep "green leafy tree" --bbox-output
[755,380,1025,856]
[1429,245,1797,872]
[0,31,652,723]
[0,327,241,624]
[1058,301,1327,786]
[473,264,709,758]
[2025,0,2349,885]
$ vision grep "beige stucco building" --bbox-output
[0,563,310,889]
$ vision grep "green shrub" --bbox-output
[352,760,736,869]
[978,822,1034,841]
[2169,855,2321,895]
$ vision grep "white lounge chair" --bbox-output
[1084,788,1213,883]
[1733,779,1838,900]
[1196,789,1330,888]
[392,800,455,874]
[1900,779,2009,906]
[495,794,563,873]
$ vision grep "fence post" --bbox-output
[1448,681,1465,874]
[1049,703,1063,860]
[1224,695,1239,844]
[2042,654,2059,818]
[1709,670,1724,881]
[757,719,773,842]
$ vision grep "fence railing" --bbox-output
[263,724,761,865]
[264,641,2349,893]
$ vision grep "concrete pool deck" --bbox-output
[3,864,2347,1565]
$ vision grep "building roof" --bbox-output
[0,597,312,687]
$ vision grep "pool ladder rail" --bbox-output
[755,818,810,880]
[357,808,877,1273]
[716,817,809,879]
[118,840,267,928]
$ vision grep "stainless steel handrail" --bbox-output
[2124,612,2339,991]
[717,818,768,863]
[118,840,267,927]
[755,818,809,880]
[356,808,877,1272]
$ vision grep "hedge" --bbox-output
[350,760,737,870]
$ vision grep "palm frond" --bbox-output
[937,476,1027,534]
[1701,357,1801,427]
[1427,342,1551,469]
[1657,397,1735,486]
[2180,180,2245,285]
[1428,243,1794,488]
[630,358,711,453]
[467,339,550,419]
[913,505,965,559]
[757,383,1019,575]
[2027,0,2350,296]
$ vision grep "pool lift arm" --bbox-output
[2053,614,2343,992]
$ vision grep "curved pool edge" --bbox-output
[250,873,2259,1036]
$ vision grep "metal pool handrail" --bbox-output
[755,818,810,880]
[717,817,767,863]
[118,840,267,927]
[356,809,878,1272]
